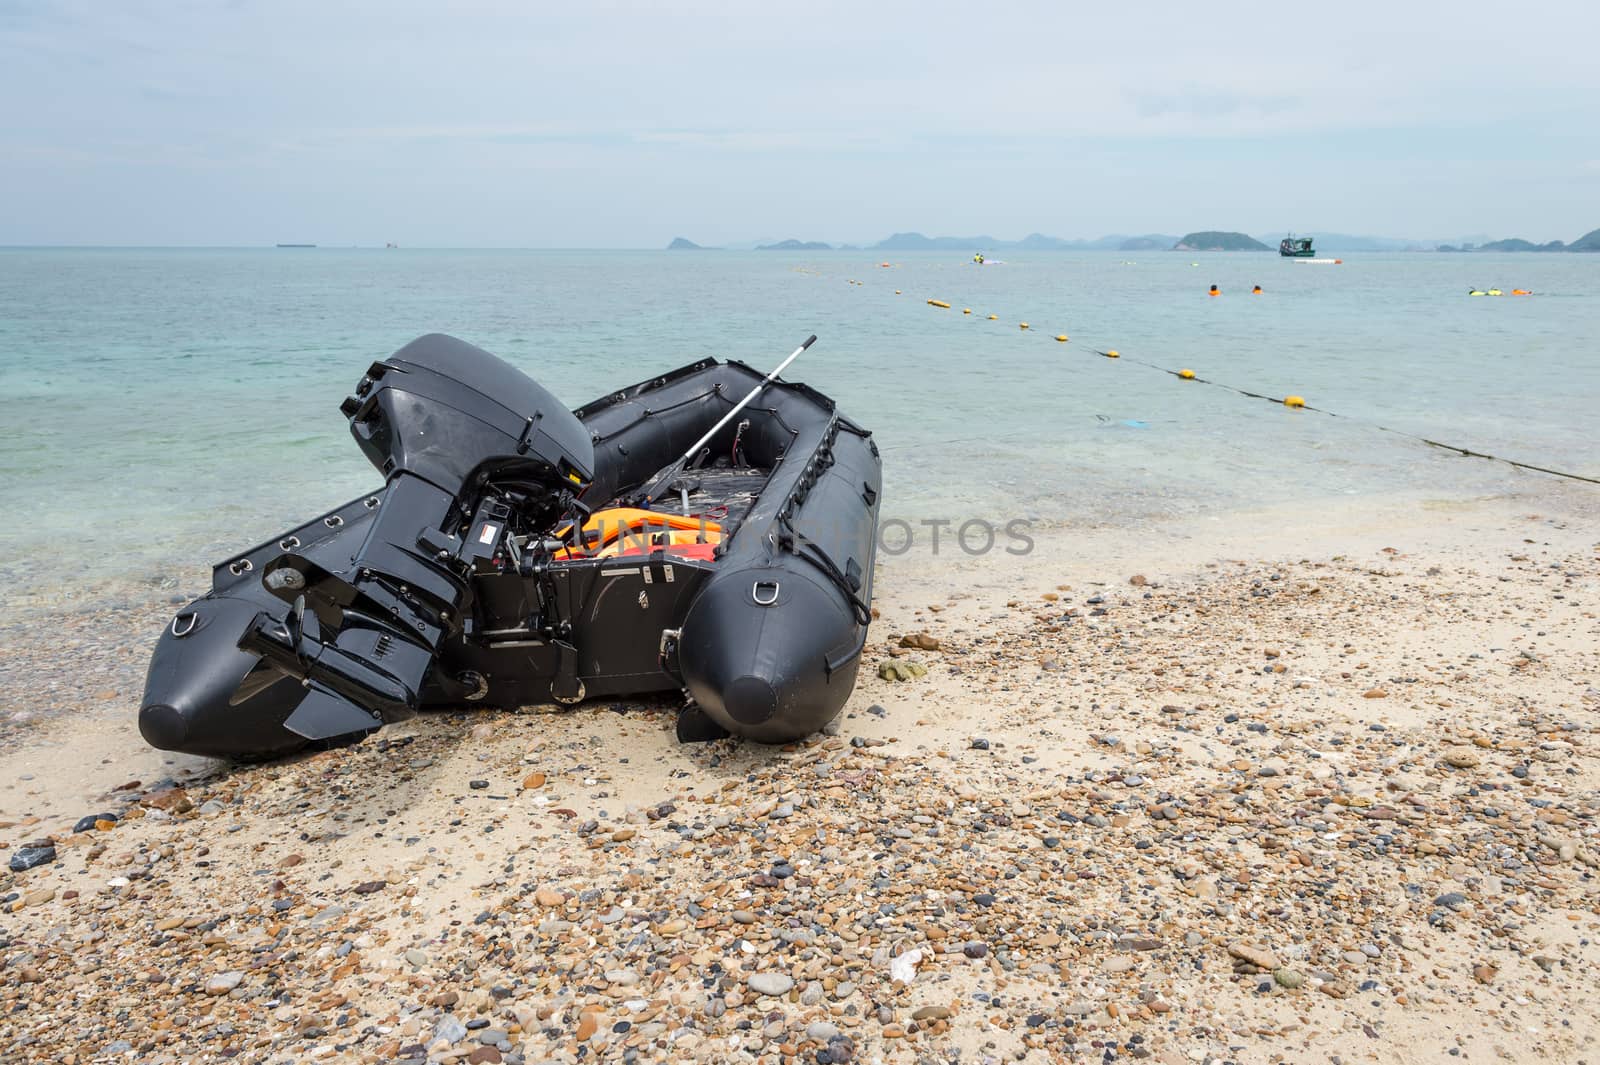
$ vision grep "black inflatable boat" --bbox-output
[139,333,881,760]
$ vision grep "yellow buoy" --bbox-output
[1283,395,1306,408]
[928,299,951,309]
[1019,322,1029,330]
[1102,349,1119,358]
[1055,334,1068,342]
[987,314,997,320]
[1178,369,1195,379]
[963,308,972,315]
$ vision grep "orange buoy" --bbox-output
[1511,289,1532,295]
[1252,285,1262,294]
[1209,285,1220,296]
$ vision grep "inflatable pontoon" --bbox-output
[139,333,881,759]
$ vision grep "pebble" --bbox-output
[434,1014,468,1044]
[204,971,243,996]
[807,1020,842,1041]
[1228,943,1280,970]
[747,972,794,997]
[7,844,55,873]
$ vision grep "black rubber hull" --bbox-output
[140,335,880,759]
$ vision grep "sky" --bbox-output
[2,0,1597,247]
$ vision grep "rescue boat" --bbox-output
[139,333,882,759]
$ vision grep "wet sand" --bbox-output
[1,487,1597,1064]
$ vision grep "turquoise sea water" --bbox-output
[1,247,1596,612]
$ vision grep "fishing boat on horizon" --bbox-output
[1279,234,1315,258]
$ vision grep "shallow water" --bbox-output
[1,247,1595,616]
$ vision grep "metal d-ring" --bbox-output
[752,581,780,606]
[171,612,198,638]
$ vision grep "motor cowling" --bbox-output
[139,334,597,759]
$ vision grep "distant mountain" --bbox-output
[1432,225,1597,252]
[667,237,710,250]
[1478,238,1566,252]
[872,231,1179,251]
[1173,231,1270,252]
[756,239,833,251]
[1119,235,1175,252]
[873,232,998,251]
[1570,227,1600,252]
[720,225,1599,254]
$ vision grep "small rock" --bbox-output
[8,844,55,873]
[1443,748,1481,769]
[1473,965,1497,985]
[433,1014,467,1044]
[205,971,244,996]
[73,813,117,834]
[404,948,428,969]
[748,972,794,997]
[1274,968,1305,989]
[1227,943,1280,971]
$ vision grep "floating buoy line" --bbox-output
[868,277,1598,485]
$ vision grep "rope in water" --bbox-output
[859,277,1600,486]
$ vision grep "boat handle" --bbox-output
[752,581,780,606]
[171,612,198,638]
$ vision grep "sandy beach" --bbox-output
[2,485,1597,1065]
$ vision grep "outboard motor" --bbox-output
[139,334,594,757]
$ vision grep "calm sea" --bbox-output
[1,247,1596,616]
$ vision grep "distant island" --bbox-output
[1172,231,1271,252]
[757,239,833,251]
[1439,227,1599,253]
[871,231,1180,252]
[1118,236,1168,252]
[666,225,1599,254]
